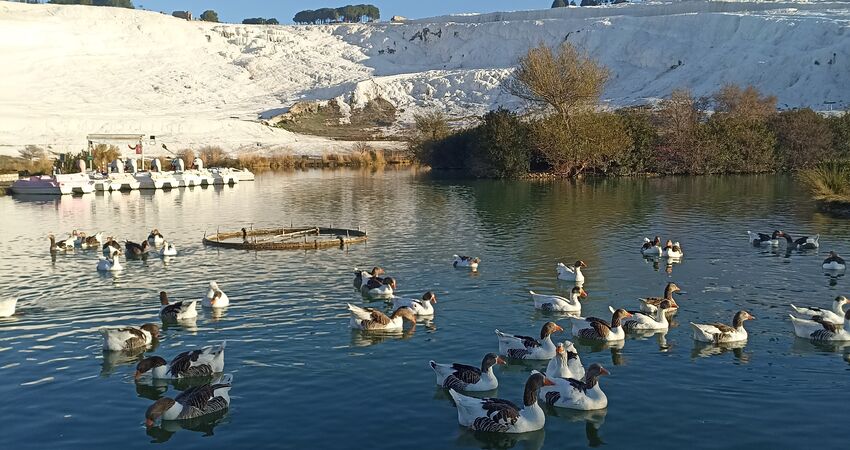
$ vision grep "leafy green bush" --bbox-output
[467,109,532,178]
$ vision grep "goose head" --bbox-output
[540,321,564,339]
[481,352,506,371]
[526,371,556,406]
[665,240,673,249]
[732,310,756,328]
[834,296,849,309]
[422,291,437,304]
[571,286,588,300]
[134,355,167,379]
[159,291,169,306]
[611,309,633,327]
[140,323,160,338]
[370,266,385,277]
[145,397,177,427]
[382,277,397,290]
[573,260,587,269]
[583,363,610,387]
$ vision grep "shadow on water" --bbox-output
[543,406,607,448]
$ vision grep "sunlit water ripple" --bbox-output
[0,170,848,449]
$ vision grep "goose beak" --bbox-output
[496,357,506,365]
[600,367,610,376]
[133,370,142,380]
[556,346,564,354]
[580,289,588,299]
[145,418,154,428]
[554,324,564,332]
[543,377,556,386]
[625,312,633,317]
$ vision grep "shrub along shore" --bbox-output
[409,43,850,183]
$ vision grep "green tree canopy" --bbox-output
[552,0,568,7]
[200,10,219,23]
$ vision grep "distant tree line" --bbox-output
[551,0,628,6]
[293,4,380,25]
[47,0,134,8]
[243,17,280,25]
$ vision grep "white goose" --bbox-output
[134,342,226,379]
[452,255,481,270]
[144,374,232,427]
[496,322,563,360]
[347,304,416,331]
[161,241,177,257]
[361,276,396,300]
[557,260,587,284]
[545,342,584,380]
[203,281,229,308]
[158,291,197,322]
[0,297,18,318]
[448,371,553,433]
[531,286,586,313]
[792,311,850,342]
[540,363,609,411]
[101,323,160,351]
[823,251,846,271]
[641,236,662,256]
[662,240,684,258]
[570,309,632,342]
[747,231,780,247]
[613,299,672,332]
[429,353,505,392]
[790,296,849,325]
[690,311,755,344]
[96,248,123,272]
[392,291,437,316]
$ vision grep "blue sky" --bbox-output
[136,1,552,23]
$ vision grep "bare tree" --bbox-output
[18,145,46,161]
[504,42,609,128]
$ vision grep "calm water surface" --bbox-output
[0,170,848,449]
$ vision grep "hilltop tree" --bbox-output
[293,4,380,24]
[580,0,599,5]
[200,10,219,23]
[552,0,567,7]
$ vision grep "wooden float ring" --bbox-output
[202,227,367,250]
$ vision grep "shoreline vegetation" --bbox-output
[410,42,850,182]
[0,142,411,178]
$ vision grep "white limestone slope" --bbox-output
[1,1,848,156]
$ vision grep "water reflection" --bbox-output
[690,340,751,362]
[790,336,850,355]
[145,410,229,443]
[544,407,607,448]
[100,348,147,377]
[454,428,545,450]
[349,328,415,347]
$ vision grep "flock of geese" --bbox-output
[345,231,848,435]
[23,229,232,428]
[4,226,847,436]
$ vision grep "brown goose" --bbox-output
[145,374,232,427]
[449,371,553,433]
[429,353,505,392]
[639,282,682,317]
[570,309,632,341]
[496,322,563,360]
[347,304,416,331]
[101,323,159,351]
[690,311,755,343]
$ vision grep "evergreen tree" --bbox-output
[200,10,219,23]
[552,0,567,7]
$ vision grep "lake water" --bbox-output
[1,169,848,449]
